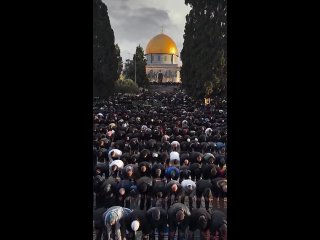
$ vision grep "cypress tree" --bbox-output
[93,0,118,97]
[181,0,227,99]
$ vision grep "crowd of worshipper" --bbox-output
[93,89,227,240]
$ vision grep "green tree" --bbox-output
[181,0,227,99]
[123,58,134,82]
[93,0,118,97]
[212,49,227,96]
[123,45,148,88]
[114,79,139,94]
[135,45,148,88]
[115,44,123,80]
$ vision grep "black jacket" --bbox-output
[165,180,182,196]
[151,163,166,178]
[167,203,191,228]
[120,210,152,234]
[138,161,152,177]
[210,210,227,235]
[201,164,218,180]
[196,179,213,194]
[189,208,211,231]
[146,207,168,228]
[121,164,139,181]
[136,176,153,195]
[189,162,202,181]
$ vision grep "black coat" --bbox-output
[138,161,152,177]
[165,180,182,196]
[201,164,218,180]
[189,208,211,231]
[152,178,167,197]
[121,164,139,181]
[93,207,107,229]
[211,177,227,198]
[210,210,227,235]
[146,207,168,228]
[151,163,166,178]
[136,176,153,195]
[196,179,212,194]
[189,162,202,181]
[167,203,191,229]
[120,210,152,234]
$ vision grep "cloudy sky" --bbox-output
[103,0,191,66]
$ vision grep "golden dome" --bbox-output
[146,33,179,56]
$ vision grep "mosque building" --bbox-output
[145,32,181,83]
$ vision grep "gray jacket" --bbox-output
[103,206,132,240]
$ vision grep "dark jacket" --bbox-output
[152,178,167,197]
[201,164,218,180]
[151,163,166,178]
[189,208,211,231]
[166,180,183,196]
[211,177,227,198]
[210,210,227,235]
[167,203,191,229]
[146,207,168,228]
[196,179,213,194]
[189,162,202,181]
[121,164,139,181]
[136,176,153,195]
[120,210,152,234]
[95,162,109,177]
[138,161,152,177]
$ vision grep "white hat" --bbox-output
[141,125,148,131]
[171,141,180,147]
[170,151,180,161]
[131,220,140,231]
[109,160,124,169]
[205,128,213,135]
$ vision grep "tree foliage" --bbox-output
[181,0,227,99]
[123,45,148,88]
[123,58,134,83]
[93,0,118,97]
[115,44,123,80]
[114,79,139,94]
